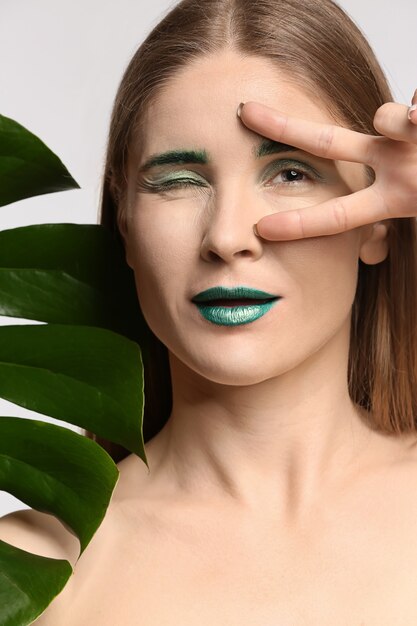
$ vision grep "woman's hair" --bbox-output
[83,0,417,464]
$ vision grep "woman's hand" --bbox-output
[237,90,417,240]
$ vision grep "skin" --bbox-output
[239,90,417,240]
[119,49,399,526]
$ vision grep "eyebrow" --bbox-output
[138,139,300,172]
[255,139,299,158]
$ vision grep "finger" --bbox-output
[254,186,392,240]
[374,101,417,141]
[238,101,377,166]
[408,88,417,125]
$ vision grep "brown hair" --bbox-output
[83,0,417,463]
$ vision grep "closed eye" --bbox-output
[136,171,208,195]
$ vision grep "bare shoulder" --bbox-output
[0,508,80,625]
[380,431,417,509]
[0,508,80,566]
[0,450,147,560]
[402,433,417,484]
[0,453,152,625]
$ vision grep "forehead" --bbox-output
[137,50,335,158]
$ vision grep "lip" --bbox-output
[191,285,279,302]
[191,285,282,327]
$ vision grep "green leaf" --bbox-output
[0,223,150,348]
[0,540,72,626]
[0,324,147,462]
[0,267,110,325]
[0,114,80,207]
[0,417,119,555]
[0,115,141,625]
[0,418,121,625]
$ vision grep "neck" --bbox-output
[148,324,377,522]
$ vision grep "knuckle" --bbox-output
[371,185,391,219]
[317,126,334,157]
[367,138,384,169]
[373,102,396,131]
[331,197,349,232]
[295,209,306,239]
[280,114,289,139]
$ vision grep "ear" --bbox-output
[359,221,390,265]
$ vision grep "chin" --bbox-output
[173,348,295,386]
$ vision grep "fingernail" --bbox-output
[253,223,260,237]
[237,102,245,118]
[408,104,417,121]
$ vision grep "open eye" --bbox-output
[271,168,309,184]
[264,159,324,188]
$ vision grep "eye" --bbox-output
[272,168,308,184]
[264,159,324,188]
[155,178,206,190]
[136,171,208,195]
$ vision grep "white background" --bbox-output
[1,0,416,516]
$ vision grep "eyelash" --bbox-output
[265,161,319,187]
[138,160,322,194]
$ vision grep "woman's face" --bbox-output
[121,50,388,386]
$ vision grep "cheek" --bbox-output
[140,224,191,272]
[126,211,192,316]
[281,231,360,312]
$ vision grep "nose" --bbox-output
[199,185,265,264]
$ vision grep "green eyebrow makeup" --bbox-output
[138,139,300,173]
[139,149,208,172]
[255,139,299,158]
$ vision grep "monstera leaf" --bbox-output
[0,114,81,207]
[0,114,146,625]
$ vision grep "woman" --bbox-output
[15,0,417,623]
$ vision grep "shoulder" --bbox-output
[381,433,417,511]
[0,453,154,624]
[0,508,79,566]
[0,508,80,625]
